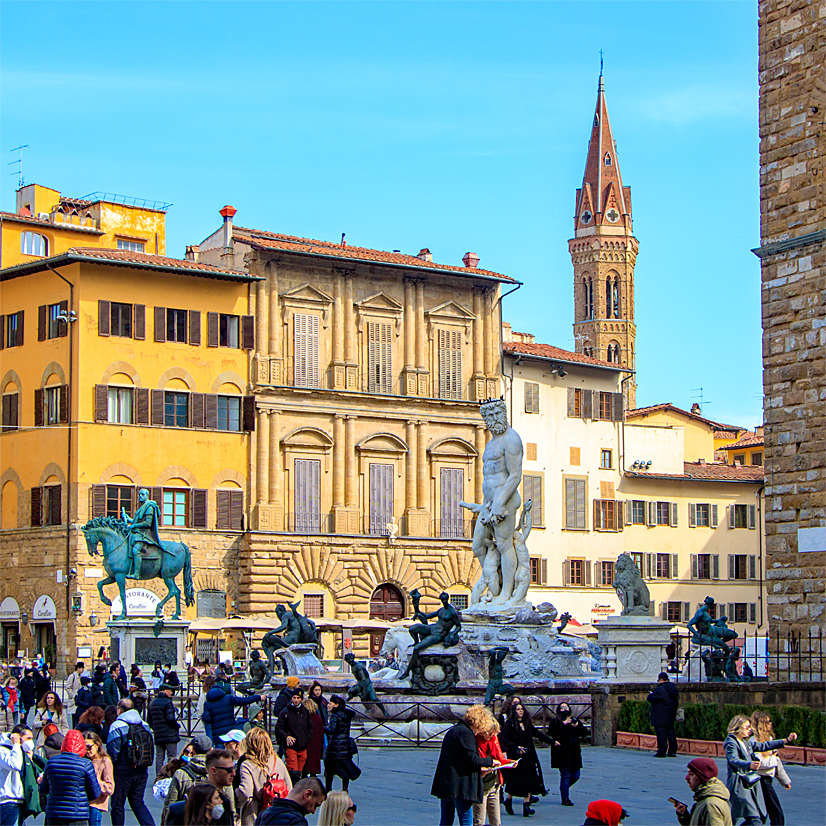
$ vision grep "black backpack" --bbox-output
[125,723,154,770]
[90,683,105,708]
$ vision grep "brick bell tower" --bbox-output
[569,69,638,408]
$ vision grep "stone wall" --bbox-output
[757,0,826,678]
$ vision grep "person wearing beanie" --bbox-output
[242,703,266,734]
[273,678,300,717]
[39,729,102,822]
[582,799,628,826]
[161,735,214,826]
[672,758,732,825]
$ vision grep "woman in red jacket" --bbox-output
[468,705,508,826]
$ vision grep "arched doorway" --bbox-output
[369,584,404,657]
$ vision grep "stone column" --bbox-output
[268,263,280,383]
[404,279,415,368]
[473,288,484,376]
[405,420,417,511]
[333,415,345,507]
[415,281,426,369]
[483,289,494,377]
[475,425,486,504]
[344,416,357,508]
[344,275,357,389]
[268,410,283,530]
[333,276,344,363]
[256,408,269,506]
[256,280,269,355]
[416,420,428,512]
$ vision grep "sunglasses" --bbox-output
[347,804,357,813]
[216,765,236,774]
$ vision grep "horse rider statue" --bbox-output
[121,488,164,579]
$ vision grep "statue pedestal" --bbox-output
[275,644,326,677]
[408,646,461,695]
[107,619,190,673]
[596,616,670,683]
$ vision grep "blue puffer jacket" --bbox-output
[202,687,260,739]
[39,752,101,820]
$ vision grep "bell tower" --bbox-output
[569,70,638,408]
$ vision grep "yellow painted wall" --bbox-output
[724,445,764,467]
[628,409,715,463]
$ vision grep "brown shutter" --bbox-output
[151,390,165,425]
[593,498,600,530]
[58,300,68,337]
[691,555,698,579]
[49,485,62,525]
[207,313,219,347]
[94,385,108,422]
[30,487,43,527]
[230,491,244,530]
[191,489,208,528]
[38,305,47,341]
[712,554,720,579]
[135,388,150,425]
[190,393,205,428]
[15,311,24,347]
[612,392,624,421]
[154,307,166,342]
[133,304,146,340]
[151,489,164,523]
[205,395,218,429]
[591,390,600,421]
[216,490,230,529]
[242,396,256,431]
[98,301,110,336]
[582,387,592,419]
[34,389,44,427]
[748,555,757,580]
[566,387,576,417]
[540,557,548,586]
[90,485,107,518]
[241,315,255,350]
[585,560,591,586]
[189,310,201,346]
[688,503,696,528]
[0,315,4,350]
[59,385,69,424]
[562,559,570,586]
[711,504,719,528]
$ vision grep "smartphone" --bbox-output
[668,798,684,808]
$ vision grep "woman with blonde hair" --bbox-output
[84,731,115,826]
[303,697,324,777]
[467,705,507,826]
[723,714,796,826]
[317,790,357,826]
[750,712,791,825]
[235,726,292,826]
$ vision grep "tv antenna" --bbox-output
[691,387,711,415]
[8,145,29,189]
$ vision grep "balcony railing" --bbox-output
[282,512,475,539]
[285,513,335,534]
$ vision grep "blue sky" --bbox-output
[1,1,762,427]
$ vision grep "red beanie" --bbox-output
[687,757,719,782]
[585,800,625,826]
[61,730,86,756]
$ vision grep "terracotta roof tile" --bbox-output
[625,462,763,483]
[503,339,625,370]
[232,226,516,282]
[627,402,742,431]
[722,434,764,450]
[0,210,103,235]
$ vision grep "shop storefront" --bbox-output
[32,595,57,662]
[0,597,21,659]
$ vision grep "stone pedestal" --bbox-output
[596,616,671,683]
[408,647,460,695]
[274,644,326,677]
[107,619,189,671]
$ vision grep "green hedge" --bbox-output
[619,700,826,748]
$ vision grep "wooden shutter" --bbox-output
[748,555,757,580]
[576,480,586,529]
[532,476,543,526]
[134,304,146,340]
[294,314,319,387]
[749,603,756,624]
[691,555,698,579]
[150,489,164,523]
[728,555,735,579]
[229,491,243,530]
[524,382,539,413]
[90,485,107,518]
[565,480,576,529]
[626,499,633,525]
[727,603,735,623]
[711,504,719,528]
[612,392,624,421]
[135,388,150,425]
[368,322,393,394]
[712,554,720,579]
[242,396,255,431]
[30,487,43,527]
[216,490,230,529]
[726,505,734,528]
[683,602,691,623]
[207,313,219,347]
[154,307,166,342]
[33,389,43,427]
[15,311,23,347]
[562,559,570,586]
[671,554,679,579]
[242,315,255,350]
[0,314,4,350]
[48,485,61,525]
[56,300,67,337]
[645,553,653,579]
[38,305,47,341]
[439,467,464,537]
[205,394,218,429]
[748,505,756,529]
[98,300,110,336]
[647,500,656,526]
[591,390,600,421]
[370,463,394,534]
[190,393,205,428]
[189,310,201,346]
[593,498,601,530]
[191,489,208,528]
[151,390,165,425]
[689,503,696,528]
[94,385,108,422]
[58,385,69,424]
[567,387,576,417]
[581,387,592,419]
[539,558,548,586]
[670,502,678,527]
[294,459,321,532]
[661,602,668,621]
[438,329,462,399]
[584,560,591,586]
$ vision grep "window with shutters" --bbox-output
[630,552,644,576]
[656,501,671,526]
[110,303,132,337]
[107,387,133,424]
[45,386,61,425]
[369,463,394,536]
[730,554,748,580]
[44,485,62,526]
[303,594,324,618]
[656,553,671,578]
[164,392,188,428]
[732,603,748,624]
[600,449,613,469]
[216,489,244,530]
[524,382,540,413]
[217,396,241,432]
[162,489,188,527]
[197,590,226,619]
[529,557,548,585]
[666,602,682,623]
[449,594,469,611]
[599,560,615,586]
[697,554,711,579]
[598,392,612,420]
[568,388,582,418]
[440,467,464,538]
[21,232,47,256]
[294,314,320,388]
[438,329,463,400]
[733,454,746,466]
[695,503,710,527]
[106,485,133,518]
[733,504,748,528]
[630,501,645,524]
[47,304,63,339]
[219,314,240,348]
[569,558,584,586]
[1,393,19,432]
[116,239,145,252]
[5,311,23,347]
[522,474,543,527]
[594,499,618,531]
[294,459,321,533]
[564,478,587,530]
[368,322,393,394]
[166,309,187,343]
[751,453,763,467]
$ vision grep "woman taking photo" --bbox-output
[499,702,552,817]
[723,714,796,826]
[318,790,357,826]
[32,691,69,748]
[750,712,791,826]
[547,702,589,807]
[236,727,291,826]
[85,732,115,826]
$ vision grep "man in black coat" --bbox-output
[647,672,679,758]
[256,777,327,826]
[275,691,312,784]
[431,711,495,825]
[149,683,181,775]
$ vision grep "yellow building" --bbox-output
[720,431,764,468]
[0,246,257,670]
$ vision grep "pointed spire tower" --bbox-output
[569,68,637,408]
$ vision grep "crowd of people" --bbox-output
[0,659,801,826]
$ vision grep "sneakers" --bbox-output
[562,800,574,807]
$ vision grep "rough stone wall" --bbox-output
[757,0,826,677]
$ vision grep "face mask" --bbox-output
[181,755,191,763]
[21,740,34,754]
[211,804,225,820]
[560,709,571,719]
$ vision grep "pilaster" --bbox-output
[267,410,283,530]
[343,274,358,390]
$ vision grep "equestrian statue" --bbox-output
[80,488,195,620]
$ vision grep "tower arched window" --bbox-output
[613,280,620,319]
[604,153,612,166]
[606,277,613,318]
[583,277,594,320]
[607,342,621,364]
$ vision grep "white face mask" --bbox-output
[21,740,34,754]
[211,804,225,821]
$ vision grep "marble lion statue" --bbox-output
[613,553,651,616]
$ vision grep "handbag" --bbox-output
[348,737,358,757]
[675,708,685,723]
[743,771,761,788]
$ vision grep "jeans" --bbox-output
[111,770,155,826]
[0,802,23,826]
[654,725,678,757]
[89,810,102,826]
[559,767,581,802]
[155,742,179,776]
[440,798,474,826]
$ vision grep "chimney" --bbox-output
[462,251,480,269]
[699,458,706,466]
[755,425,764,437]
[418,248,433,262]
[219,205,237,248]
[502,322,513,342]
[185,245,201,262]
[690,403,701,415]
